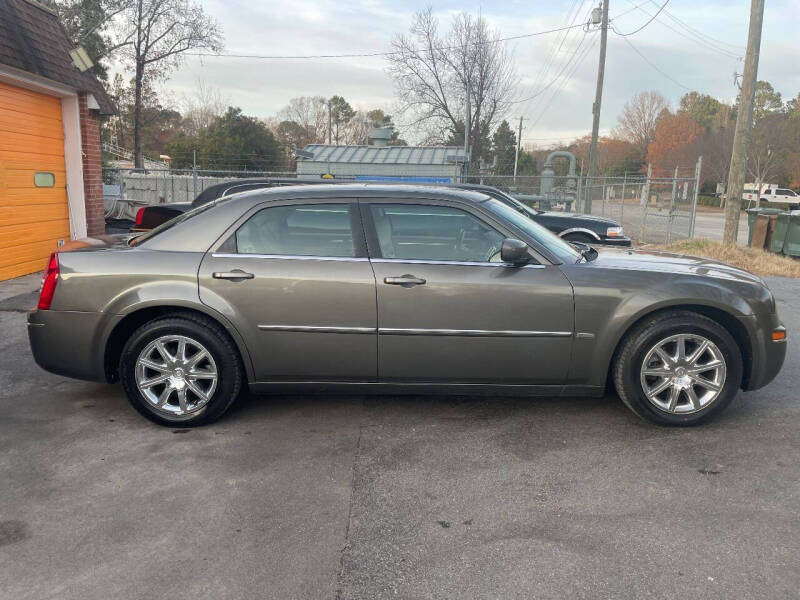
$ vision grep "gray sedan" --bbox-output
[28,184,786,427]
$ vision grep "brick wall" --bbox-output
[78,93,104,237]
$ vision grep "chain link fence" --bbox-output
[468,162,701,245]
[103,162,700,244]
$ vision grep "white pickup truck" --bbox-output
[743,184,800,209]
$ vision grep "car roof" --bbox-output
[219,183,493,206]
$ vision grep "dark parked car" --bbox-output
[131,178,326,231]
[131,179,631,246]
[451,183,631,246]
[32,184,785,427]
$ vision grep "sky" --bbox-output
[136,0,800,148]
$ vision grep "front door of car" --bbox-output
[198,200,377,382]
[364,200,575,385]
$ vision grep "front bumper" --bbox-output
[738,313,787,391]
[598,235,632,247]
[27,309,108,382]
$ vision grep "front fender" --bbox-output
[562,266,759,387]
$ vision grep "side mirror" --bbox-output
[570,241,599,262]
[500,238,530,266]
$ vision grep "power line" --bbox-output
[527,32,601,130]
[652,0,744,51]
[508,31,594,105]
[620,36,691,90]
[621,0,742,59]
[186,21,595,61]
[614,0,670,36]
[525,2,596,117]
[516,0,586,106]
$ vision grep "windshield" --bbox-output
[129,201,218,246]
[483,198,581,264]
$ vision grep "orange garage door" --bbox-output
[0,81,71,281]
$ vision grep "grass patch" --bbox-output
[651,238,800,278]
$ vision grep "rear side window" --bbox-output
[234,203,356,257]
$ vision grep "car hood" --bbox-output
[590,247,766,285]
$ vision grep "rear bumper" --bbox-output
[739,314,787,391]
[27,309,107,382]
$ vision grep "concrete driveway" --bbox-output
[0,278,797,599]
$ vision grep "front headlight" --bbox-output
[606,226,623,237]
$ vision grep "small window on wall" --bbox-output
[34,172,55,187]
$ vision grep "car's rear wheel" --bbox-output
[120,314,243,426]
[613,310,743,425]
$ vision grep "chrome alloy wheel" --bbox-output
[135,335,218,417]
[639,333,727,414]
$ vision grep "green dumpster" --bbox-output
[770,213,790,253]
[746,207,785,246]
[782,213,800,258]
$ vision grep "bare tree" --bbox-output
[181,80,228,136]
[111,0,223,168]
[387,8,517,164]
[697,127,735,190]
[277,96,329,144]
[747,112,793,194]
[613,91,670,154]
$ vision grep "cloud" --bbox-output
[138,0,799,144]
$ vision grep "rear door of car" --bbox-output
[198,198,377,382]
[362,197,575,385]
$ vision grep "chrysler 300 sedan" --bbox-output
[28,184,786,427]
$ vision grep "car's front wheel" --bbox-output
[120,313,243,426]
[613,311,743,425]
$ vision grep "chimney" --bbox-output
[368,127,392,147]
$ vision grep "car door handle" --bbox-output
[212,270,254,280]
[384,275,426,286]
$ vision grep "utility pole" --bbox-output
[585,0,609,214]
[513,116,524,184]
[327,99,332,145]
[723,0,764,245]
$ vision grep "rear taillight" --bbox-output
[135,207,146,227]
[37,253,59,310]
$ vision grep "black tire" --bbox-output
[562,232,596,245]
[120,313,243,427]
[612,310,743,426]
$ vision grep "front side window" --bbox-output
[235,203,355,257]
[483,198,581,264]
[370,204,504,262]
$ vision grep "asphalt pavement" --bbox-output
[0,277,797,599]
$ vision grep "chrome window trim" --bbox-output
[258,325,376,334]
[212,253,369,262]
[256,325,574,337]
[378,328,572,338]
[370,258,546,269]
[558,227,601,241]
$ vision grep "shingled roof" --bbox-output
[0,0,115,114]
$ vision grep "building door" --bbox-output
[0,81,70,280]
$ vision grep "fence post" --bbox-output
[667,165,679,243]
[639,163,652,244]
[192,149,198,198]
[601,176,607,216]
[621,172,627,223]
[689,156,702,238]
